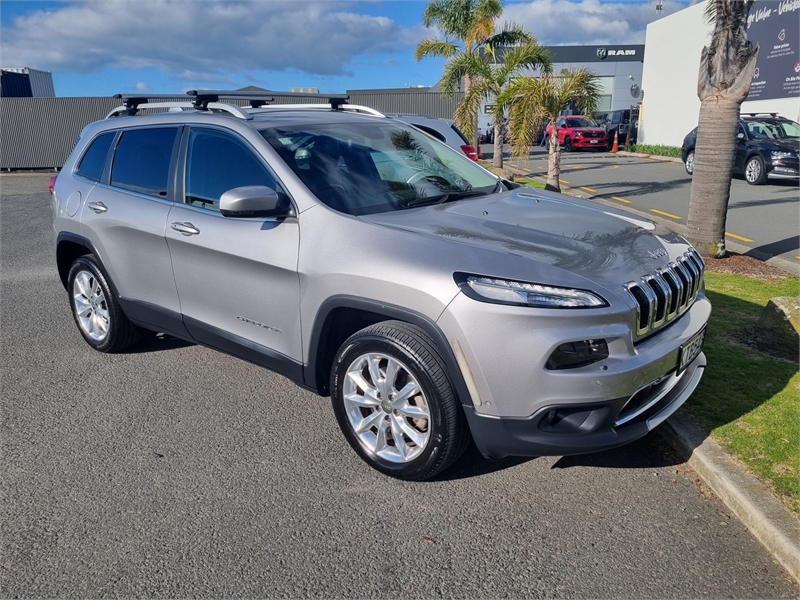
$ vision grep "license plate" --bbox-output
[678,326,706,372]
[590,139,598,143]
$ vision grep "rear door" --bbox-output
[79,125,186,335]
[165,126,302,364]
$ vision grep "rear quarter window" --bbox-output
[76,132,115,181]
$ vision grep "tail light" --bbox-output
[49,175,57,194]
[460,145,478,161]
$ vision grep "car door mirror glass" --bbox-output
[219,185,291,218]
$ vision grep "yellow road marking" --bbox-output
[611,195,631,203]
[580,186,597,193]
[612,165,620,169]
[725,231,754,243]
[559,178,570,184]
[795,256,800,260]
[650,208,682,219]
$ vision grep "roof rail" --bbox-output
[109,93,253,120]
[745,112,779,117]
[187,89,350,110]
[251,103,385,118]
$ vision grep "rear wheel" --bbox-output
[684,149,695,175]
[330,321,468,480]
[745,155,766,185]
[67,255,140,353]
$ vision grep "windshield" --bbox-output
[260,122,498,215]
[745,119,800,139]
[566,117,598,128]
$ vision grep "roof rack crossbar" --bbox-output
[188,89,350,110]
[745,112,779,117]
[109,94,253,120]
[112,93,190,116]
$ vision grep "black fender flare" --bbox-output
[304,295,474,407]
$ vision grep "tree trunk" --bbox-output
[686,50,758,257]
[545,126,561,192]
[463,74,480,151]
[492,121,503,169]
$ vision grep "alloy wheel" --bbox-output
[342,352,430,463]
[72,270,110,342]
[745,158,761,183]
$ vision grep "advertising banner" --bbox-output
[746,0,800,101]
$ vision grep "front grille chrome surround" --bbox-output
[624,248,705,338]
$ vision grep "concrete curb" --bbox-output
[660,413,800,583]
[614,150,684,163]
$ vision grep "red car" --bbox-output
[545,116,608,151]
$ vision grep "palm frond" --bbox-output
[439,51,491,94]
[454,78,494,139]
[415,38,459,61]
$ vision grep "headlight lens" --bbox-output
[771,151,794,160]
[456,274,608,308]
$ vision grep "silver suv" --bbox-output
[52,90,710,480]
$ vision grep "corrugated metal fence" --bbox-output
[0,92,464,170]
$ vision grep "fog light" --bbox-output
[546,339,609,370]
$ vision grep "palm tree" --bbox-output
[498,69,602,192]
[451,39,552,168]
[686,0,759,258]
[415,0,536,148]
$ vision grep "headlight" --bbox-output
[771,151,794,160]
[574,131,582,137]
[455,274,608,308]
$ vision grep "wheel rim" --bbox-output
[72,270,110,342]
[686,152,694,174]
[746,159,760,182]
[342,352,430,463]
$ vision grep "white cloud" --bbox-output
[134,81,151,91]
[502,0,691,46]
[1,0,424,77]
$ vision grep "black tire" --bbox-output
[67,255,140,353]
[330,320,469,481]
[744,155,766,185]
[684,149,695,175]
[563,136,573,152]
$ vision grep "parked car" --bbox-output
[594,109,632,146]
[52,90,709,481]
[385,113,478,161]
[681,114,800,184]
[545,116,608,151]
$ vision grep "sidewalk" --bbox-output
[502,161,800,583]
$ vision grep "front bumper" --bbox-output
[463,351,705,458]
[573,137,607,148]
[767,157,799,180]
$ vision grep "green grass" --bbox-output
[628,144,683,158]
[514,177,546,189]
[683,272,799,514]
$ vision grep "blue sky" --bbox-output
[1,0,693,97]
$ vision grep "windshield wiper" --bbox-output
[405,183,503,208]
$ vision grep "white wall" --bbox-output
[640,0,800,146]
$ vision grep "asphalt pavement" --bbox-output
[2,174,798,597]
[507,147,799,264]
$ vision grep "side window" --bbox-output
[110,128,179,197]
[77,132,115,181]
[185,128,279,211]
[556,118,566,127]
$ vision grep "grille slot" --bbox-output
[624,248,704,337]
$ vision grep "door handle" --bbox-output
[171,221,200,236]
[87,201,108,214]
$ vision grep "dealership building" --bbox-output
[640,0,800,146]
[479,44,644,134]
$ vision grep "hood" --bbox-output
[573,127,607,135]
[360,189,690,287]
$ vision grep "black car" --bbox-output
[681,114,800,185]
[594,109,632,146]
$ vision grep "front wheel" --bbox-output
[684,150,695,175]
[563,136,573,152]
[330,321,468,480]
[67,255,140,353]
[745,155,766,185]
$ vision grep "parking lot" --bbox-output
[2,173,798,597]
[509,147,799,264]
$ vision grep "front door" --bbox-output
[165,126,302,365]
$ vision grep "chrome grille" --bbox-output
[624,248,705,337]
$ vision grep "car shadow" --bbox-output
[585,178,690,198]
[125,332,193,354]
[748,235,800,259]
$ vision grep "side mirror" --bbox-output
[737,132,745,139]
[219,185,294,218]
